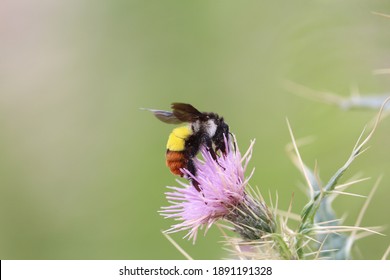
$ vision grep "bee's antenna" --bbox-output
[229,132,237,152]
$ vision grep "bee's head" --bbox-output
[212,117,229,155]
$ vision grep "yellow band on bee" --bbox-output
[166,126,192,151]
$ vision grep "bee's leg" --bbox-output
[215,135,231,155]
[203,135,225,170]
[186,159,201,192]
[187,159,207,205]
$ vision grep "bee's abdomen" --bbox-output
[166,150,187,176]
[166,126,191,151]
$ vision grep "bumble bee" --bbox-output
[145,103,229,191]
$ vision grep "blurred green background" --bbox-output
[1,0,389,259]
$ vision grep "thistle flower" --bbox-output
[160,136,275,242]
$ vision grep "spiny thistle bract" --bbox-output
[159,100,389,260]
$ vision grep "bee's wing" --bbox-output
[171,103,202,122]
[141,108,184,124]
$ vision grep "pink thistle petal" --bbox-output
[160,136,256,242]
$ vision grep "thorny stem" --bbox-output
[291,96,390,259]
[271,234,296,259]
